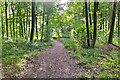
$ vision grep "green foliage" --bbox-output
[60,38,79,51]
[72,48,100,64]
[60,38,100,64]
[60,38,120,78]
[80,73,91,78]
[97,30,109,44]
[98,72,111,78]
[2,39,53,77]
[97,50,119,78]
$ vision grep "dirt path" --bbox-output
[18,40,82,78]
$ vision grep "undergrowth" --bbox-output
[2,39,53,78]
[60,38,119,78]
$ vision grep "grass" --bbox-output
[60,38,120,78]
[60,38,100,64]
[2,39,53,77]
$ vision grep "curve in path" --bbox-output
[18,40,81,78]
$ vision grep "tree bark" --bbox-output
[92,1,99,48]
[41,3,45,41]
[5,2,8,39]
[16,4,18,41]
[118,2,120,38]
[11,3,15,39]
[108,2,117,44]
[36,16,38,39]
[85,1,90,47]
[1,11,4,38]
[89,3,92,27]
[26,3,28,40]
[30,1,35,42]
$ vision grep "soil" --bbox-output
[17,40,82,78]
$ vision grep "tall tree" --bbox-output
[92,1,99,48]
[11,2,15,39]
[5,2,8,39]
[88,3,92,27]
[36,16,38,39]
[16,3,18,41]
[25,3,28,40]
[118,2,120,38]
[41,3,45,41]
[30,1,35,42]
[1,9,4,38]
[9,4,12,38]
[85,1,90,47]
[108,1,117,44]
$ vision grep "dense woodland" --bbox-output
[1,0,120,78]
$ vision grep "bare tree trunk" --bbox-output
[108,2,117,44]
[5,2,8,39]
[11,3,15,39]
[85,1,90,47]
[30,1,35,42]
[41,3,45,41]
[26,3,28,40]
[118,2,120,38]
[36,16,38,39]
[16,4,18,41]
[92,1,99,48]
[1,11,4,38]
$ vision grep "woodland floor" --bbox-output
[17,40,83,78]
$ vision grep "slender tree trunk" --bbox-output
[118,2,120,38]
[16,5,18,41]
[85,1,90,47]
[89,3,92,27]
[20,18,24,37]
[100,12,102,30]
[11,3,15,39]
[88,3,93,40]
[28,3,31,37]
[92,1,99,48]
[19,3,24,37]
[41,4,45,41]
[46,15,49,41]
[5,2,8,39]
[26,3,28,40]
[30,1,35,42]
[23,3,26,35]
[1,11,4,38]
[108,2,117,44]
[36,16,38,39]
[9,5,12,38]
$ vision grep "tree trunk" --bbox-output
[26,3,28,40]
[88,3,93,40]
[92,1,99,48]
[118,2,120,38]
[30,1,35,42]
[108,2,117,44]
[100,12,102,30]
[9,5,12,38]
[5,2,8,39]
[46,14,49,41]
[1,11,4,38]
[16,4,18,41]
[89,3,92,27]
[85,1,90,47]
[41,3,45,41]
[11,3,15,39]
[28,3,31,37]
[36,16,38,39]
